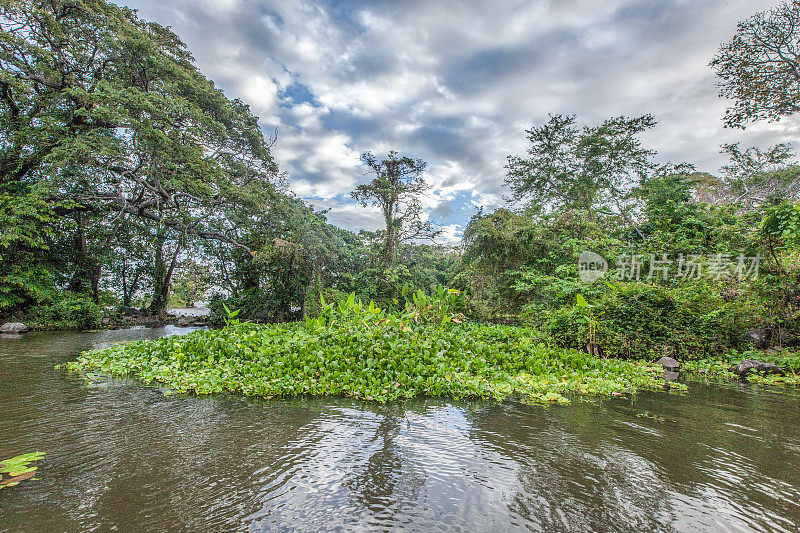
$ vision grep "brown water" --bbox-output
[1,328,799,532]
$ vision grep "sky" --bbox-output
[124,0,800,243]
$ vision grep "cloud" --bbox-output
[125,0,799,240]
[272,128,361,199]
[308,200,384,233]
[438,224,464,245]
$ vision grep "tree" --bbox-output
[147,226,183,316]
[635,170,744,255]
[351,151,439,268]
[103,216,150,308]
[711,1,800,128]
[505,114,657,226]
[202,191,366,323]
[758,201,800,340]
[692,143,800,210]
[720,143,800,208]
[0,0,279,315]
[1,0,277,232]
[459,207,626,320]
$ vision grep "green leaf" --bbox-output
[575,294,589,308]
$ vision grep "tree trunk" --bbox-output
[381,213,398,269]
[121,260,142,308]
[68,211,102,302]
[149,233,181,317]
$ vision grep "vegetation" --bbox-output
[0,0,282,321]
[0,452,45,490]
[683,350,800,387]
[505,113,657,224]
[67,292,671,403]
[3,1,800,401]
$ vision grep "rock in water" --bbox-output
[662,370,680,382]
[0,323,28,333]
[656,356,680,372]
[729,359,784,377]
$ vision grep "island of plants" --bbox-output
[67,291,679,404]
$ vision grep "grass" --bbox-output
[65,294,676,404]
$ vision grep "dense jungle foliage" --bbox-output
[4,0,800,394]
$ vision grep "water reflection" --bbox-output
[1,329,799,532]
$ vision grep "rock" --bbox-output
[655,357,680,381]
[662,370,680,382]
[743,329,771,349]
[0,322,28,333]
[101,317,111,326]
[177,316,194,327]
[729,359,784,378]
[656,356,680,372]
[120,306,142,317]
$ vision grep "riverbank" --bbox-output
[2,308,211,333]
[683,352,800,387]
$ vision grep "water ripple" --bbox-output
[1,331,799,532]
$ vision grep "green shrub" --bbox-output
[27,291,101,330]
[0,261,56,317]
[542,281,758,360]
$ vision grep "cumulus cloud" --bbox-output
[125,0,799,241]
[438,224,464,245]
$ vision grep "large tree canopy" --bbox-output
[0,0,285,313]
[711,1,800,128]
[504,114,657,219]
[0,0,278,250]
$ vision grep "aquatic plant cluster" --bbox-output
[67,294,671,403]
[683,351,800,387]
[0,452,44,489]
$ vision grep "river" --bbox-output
[1,327,799,532]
